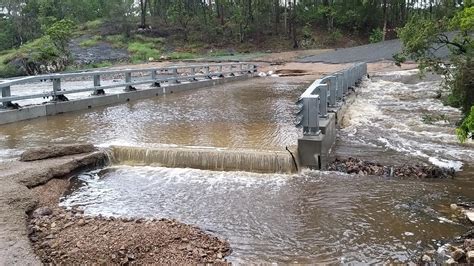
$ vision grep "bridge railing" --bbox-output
[0,63,257,107]
[296,62,367,136]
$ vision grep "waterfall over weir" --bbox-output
[108,146,298,174]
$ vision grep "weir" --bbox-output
[109,145,298,174]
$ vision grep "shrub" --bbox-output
[457,106,474,143]
[369,28,384,43]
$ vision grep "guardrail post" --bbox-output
[325,76,337,107]
[318,84,328,118]
[305,96,321,136]
[343,71,349,94]
[124,72,133,91]
[92,74,104,95]
[189,67,197,81]
[1,85,11,107]
[335,73,343,101]
[172,68,180,83]
[52,78,62,101]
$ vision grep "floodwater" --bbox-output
[62,166,473,264]
[0,77,304,159]
[56,70,473,263]
[2,70,473,263]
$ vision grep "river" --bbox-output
[0,69,472,263]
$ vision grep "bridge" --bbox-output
[0,62,367,171]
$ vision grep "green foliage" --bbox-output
[456,106,474,143]
[327,28,343,45]
[395,7,473,143]
[369,28,383,43]
[46,19,75,52]
[128,42,160,62]
[80,19,104,31]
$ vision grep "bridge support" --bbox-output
[297,113,336,170]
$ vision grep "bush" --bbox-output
[327,28,343,45]
[457,106,474,143]
[369,28,384,43]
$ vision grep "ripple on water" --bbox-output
[61,166,469,264]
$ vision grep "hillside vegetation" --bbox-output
[0,0,466,77]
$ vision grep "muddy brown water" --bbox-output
[0,77,304,158]
[1,71,473,263]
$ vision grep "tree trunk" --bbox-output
[382,0,387,41]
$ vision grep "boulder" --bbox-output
[20,144,96,162]
[467,250,474,263]
[464,210,474,223]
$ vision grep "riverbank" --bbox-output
[0,145,230,264]
[29,178,230,264]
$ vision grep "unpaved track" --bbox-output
[0,152,106,265]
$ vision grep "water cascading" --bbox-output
[108,145,298,174]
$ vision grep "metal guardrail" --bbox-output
[0,63,257,107]
[296,62,368,136]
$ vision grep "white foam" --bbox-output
[428,157,463,171]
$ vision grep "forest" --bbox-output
[0,0,467,53]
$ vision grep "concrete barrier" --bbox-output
[296,63,367,170]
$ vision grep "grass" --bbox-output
[128,42,161,63]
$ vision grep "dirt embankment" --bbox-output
[0,144,231,265]
[29,179,230,264]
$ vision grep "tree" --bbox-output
[395,6,473,142]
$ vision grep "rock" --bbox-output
[464,210,474,223]
[63,222,74,229]
[33,207,53,218]
[465,239,474,251]
[20,144,96,161]
[450,204,458,210]
[421,254,432,262]
[451,248,465,261]
[445,258,456,265]
[467,250,474,263]
[77,219,86,226]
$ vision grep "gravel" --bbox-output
[30,179,231,264]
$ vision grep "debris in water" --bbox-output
[328,157,455,178]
